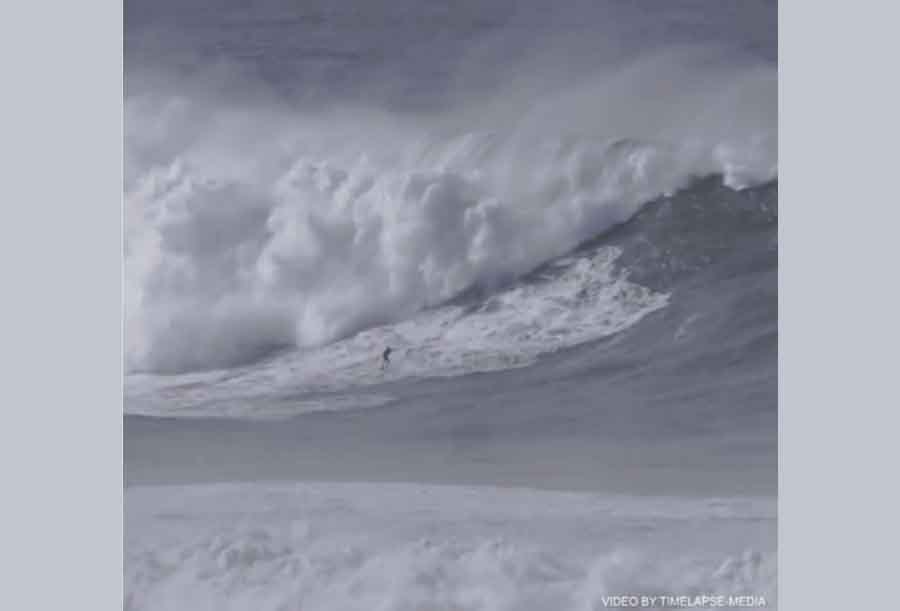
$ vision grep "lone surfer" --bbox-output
[380,346,393,371]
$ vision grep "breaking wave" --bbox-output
[125,49,776,375]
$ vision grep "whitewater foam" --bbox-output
[126,482,776,611]
[125,245,667,416]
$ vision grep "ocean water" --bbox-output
[125,1,777,609]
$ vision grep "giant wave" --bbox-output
[125,47,775,380]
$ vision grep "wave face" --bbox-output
[125,0,776,414]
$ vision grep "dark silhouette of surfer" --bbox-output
[381,346,392,371]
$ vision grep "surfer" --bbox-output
[381,346,392,370]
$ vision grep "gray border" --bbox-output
[2,1,122,609]
[780,1,894,610]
